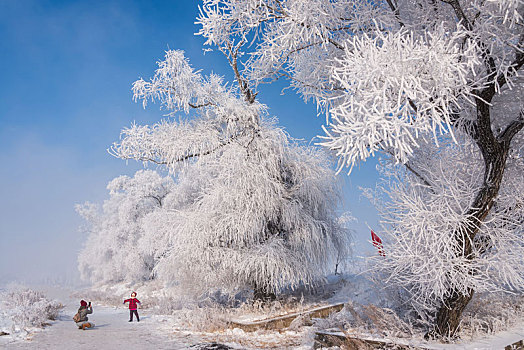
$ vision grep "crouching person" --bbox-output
[74,300,95,330]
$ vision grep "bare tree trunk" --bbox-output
[428,288,475,338]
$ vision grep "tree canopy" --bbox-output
[79,49,350,296]
[191,0,523,337]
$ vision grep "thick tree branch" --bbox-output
[404,161,435,192]
[497,110,524,144]
[111,137,236,166]
[441,0,472,30]
[442,0,497,78]
[221,41,258,104]
[384,148,435,192]
[146,195,163,207]
[188,102,213,109]
[327,37,345,51]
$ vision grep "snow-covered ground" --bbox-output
[0,287,193,349]
[426,326,524,349]
[1,284,522,349]
[316,324,524,350]
[2,303,522,350]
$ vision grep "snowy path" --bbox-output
[0,296,193,349]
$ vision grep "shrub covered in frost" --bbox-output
[312,289,524,341]
[0,288,63,337]
[460,292,524,338]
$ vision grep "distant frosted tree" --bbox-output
[107,50,349,297]
[192,0,524,336]
[77,170,174,284]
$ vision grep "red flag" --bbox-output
[371,230,385,257]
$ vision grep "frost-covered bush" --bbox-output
[460,292,524,338]
[0,288,62,337]
[313,302,414,340]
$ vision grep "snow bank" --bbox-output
[72,275,523,349]
[0,286,63,339]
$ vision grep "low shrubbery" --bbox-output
[460,292,524,339]
[311,290,524,344]
[74,276,523,347]
[0,287,63,338]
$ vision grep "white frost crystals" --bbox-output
[365,136,524,317]
[0,288,62,339]
[77,170,174,284]
[131,50,237,117]
[324,26,482,171]
[80,50,351,296]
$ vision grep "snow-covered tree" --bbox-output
[103,48,349,297]
[193,0,524,337]
[77,170,174,284]
[364,135,524,332]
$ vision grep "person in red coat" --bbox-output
[123,291,141,322]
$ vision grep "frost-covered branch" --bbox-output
[109,120,242,168]
[368,136,524,315]
[320,26,481,170]
[498,110,524,144]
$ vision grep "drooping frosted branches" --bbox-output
[77,170,175,283]
[108,116,350,294]
[322,26,482,170]
[85,48,351,295]
[195,0,523,169]
[111,50,265,168]
[131,50,262,125]
[150,126,349,293]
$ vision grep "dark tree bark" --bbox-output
[427,288,475,339]
[253,285,276,303]
[422,0,524,336]
[427,119,506,337]
[427,82,523,339]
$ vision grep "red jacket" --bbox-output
[124,298,140,310]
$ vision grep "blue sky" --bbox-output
[0,0,379,285]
